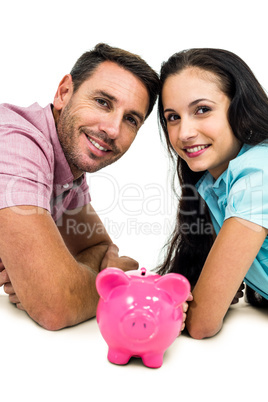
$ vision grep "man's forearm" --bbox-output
[63,242,139,329]
[75,243,110,274]
[47,243,112,330]
[0,205,115,331]
[56,243,114,327]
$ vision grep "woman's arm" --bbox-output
[186,217,267,339]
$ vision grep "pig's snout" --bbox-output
[121,310,157,340]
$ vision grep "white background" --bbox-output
[1,2,268,401]
[1,0,268,270]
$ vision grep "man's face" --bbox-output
[53,61,149,178]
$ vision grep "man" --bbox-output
[0,43,160,330]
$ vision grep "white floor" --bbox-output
[1,293,267,402]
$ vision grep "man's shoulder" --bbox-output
[0,102,56,160]
[0,102,54,139]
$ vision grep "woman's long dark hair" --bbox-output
[157,48,268,288]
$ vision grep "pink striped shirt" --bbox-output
[0,102,91,222]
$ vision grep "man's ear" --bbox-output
[53,74,73,111]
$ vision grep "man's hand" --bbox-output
[0,260,7,282]
[3,282,24,310]
[100,244,139,272]
[0,262,24,310]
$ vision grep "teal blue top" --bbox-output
[196,143,268,299]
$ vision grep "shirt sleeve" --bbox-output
[224,148,268,228]
[0,124,54,211]
[67,175,91,210]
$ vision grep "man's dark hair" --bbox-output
[70,43,160,118]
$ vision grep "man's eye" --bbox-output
[126,116,137,126]
[96,98,108,107]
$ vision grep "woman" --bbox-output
[157,48,268,339]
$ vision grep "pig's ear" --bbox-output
[96,267,130,300]
[156,274,190,306]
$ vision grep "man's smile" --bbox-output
[87,136,110,152]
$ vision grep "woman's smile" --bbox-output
[183,144,211,158]
[162,67,241,179]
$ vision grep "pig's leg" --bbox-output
[142,352,164,368]
[108,348,131,365]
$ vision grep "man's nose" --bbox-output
[98,113,122,139]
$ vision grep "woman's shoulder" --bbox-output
[229,142,268,174]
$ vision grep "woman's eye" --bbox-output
[196,106,210,115]
[167,114,180,122]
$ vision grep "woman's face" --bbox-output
[162,67,241,179]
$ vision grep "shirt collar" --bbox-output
[196,144,249,200]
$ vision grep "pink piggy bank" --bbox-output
[96,267,190,368]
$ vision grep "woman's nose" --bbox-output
[178,118,198,142]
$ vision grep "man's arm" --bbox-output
[0,203,137,330]
[57,203,138,273]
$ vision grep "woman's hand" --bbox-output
[179,292,193,335]
[231,282,245,305]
